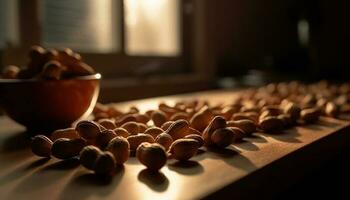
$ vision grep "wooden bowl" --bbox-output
[0,74,101,131]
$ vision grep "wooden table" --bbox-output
[1,90,350,200]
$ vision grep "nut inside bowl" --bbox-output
[0,73,101,131]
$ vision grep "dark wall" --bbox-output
[309,0,350,79]
[205,0,350,80]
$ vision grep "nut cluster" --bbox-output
[30,80,350,176]
[1,45,95,80]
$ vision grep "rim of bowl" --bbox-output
[0,73,101,83]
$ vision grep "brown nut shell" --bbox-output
[325,102,340,118]
[106,136,130,165]
[155,132,173,150]
[113,127,129,138]
[227,119,256,135]
[229,127,245,142]
[75,120,101,141]
[232,112,257,123]
[169,138,199,161]
[2,65,20,79]
[301,108,321,123]
[187,127,202,135]
[160,121,174,131]
[259,116,284,132]
[121,121,139,135]
[31,135,53,157]
[51,128,80,141]
[136,142,167,171]
[40,61,64,80]
[220,106,237,120]
[115,114,137,127]
[211,128,235,148]
[283,102,301,121]
[94,152,116,176]
[79,145,102,170]
[190,106,213,132]
[202,116,226,146]
[138,123,148,133]
[144,127,164,138]
[184,134,204,147]
[51,138,86,159]
[170,112,190,121]
[98,119,117,130]
[165,119,190,140]
[96,129,117,149]
[127,134,155,152]
[151,110,168,127]
[134,114,150,124]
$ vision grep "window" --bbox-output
[41,0,118,53]
[125,0,181,56]
[0,0,214,101]
[0,0,19,48]
[41,0,182,57]
[2,0,198,79]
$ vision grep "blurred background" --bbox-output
[1,0,350,102]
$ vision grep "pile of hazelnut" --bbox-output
[30,80,350,177]
[1,45,95,80]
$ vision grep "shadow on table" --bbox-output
[0,157,50,186]
[204,146,258,172]
[207,146,240,157]
[262,127,302,143]
[297,118,341,131]
[317,117,341,127]
[24,157,51,170]
[71,166,124,186]
[41,158,80,171]
[58,166,125,200]
[0,130,31,153]
[138,169,169,192]
[12,163,80,195]
[338,114,350,121]
[236,141,260,151]
[168,160,204,175]
[245,134,268,143]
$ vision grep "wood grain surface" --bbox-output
[1,90,350,200]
